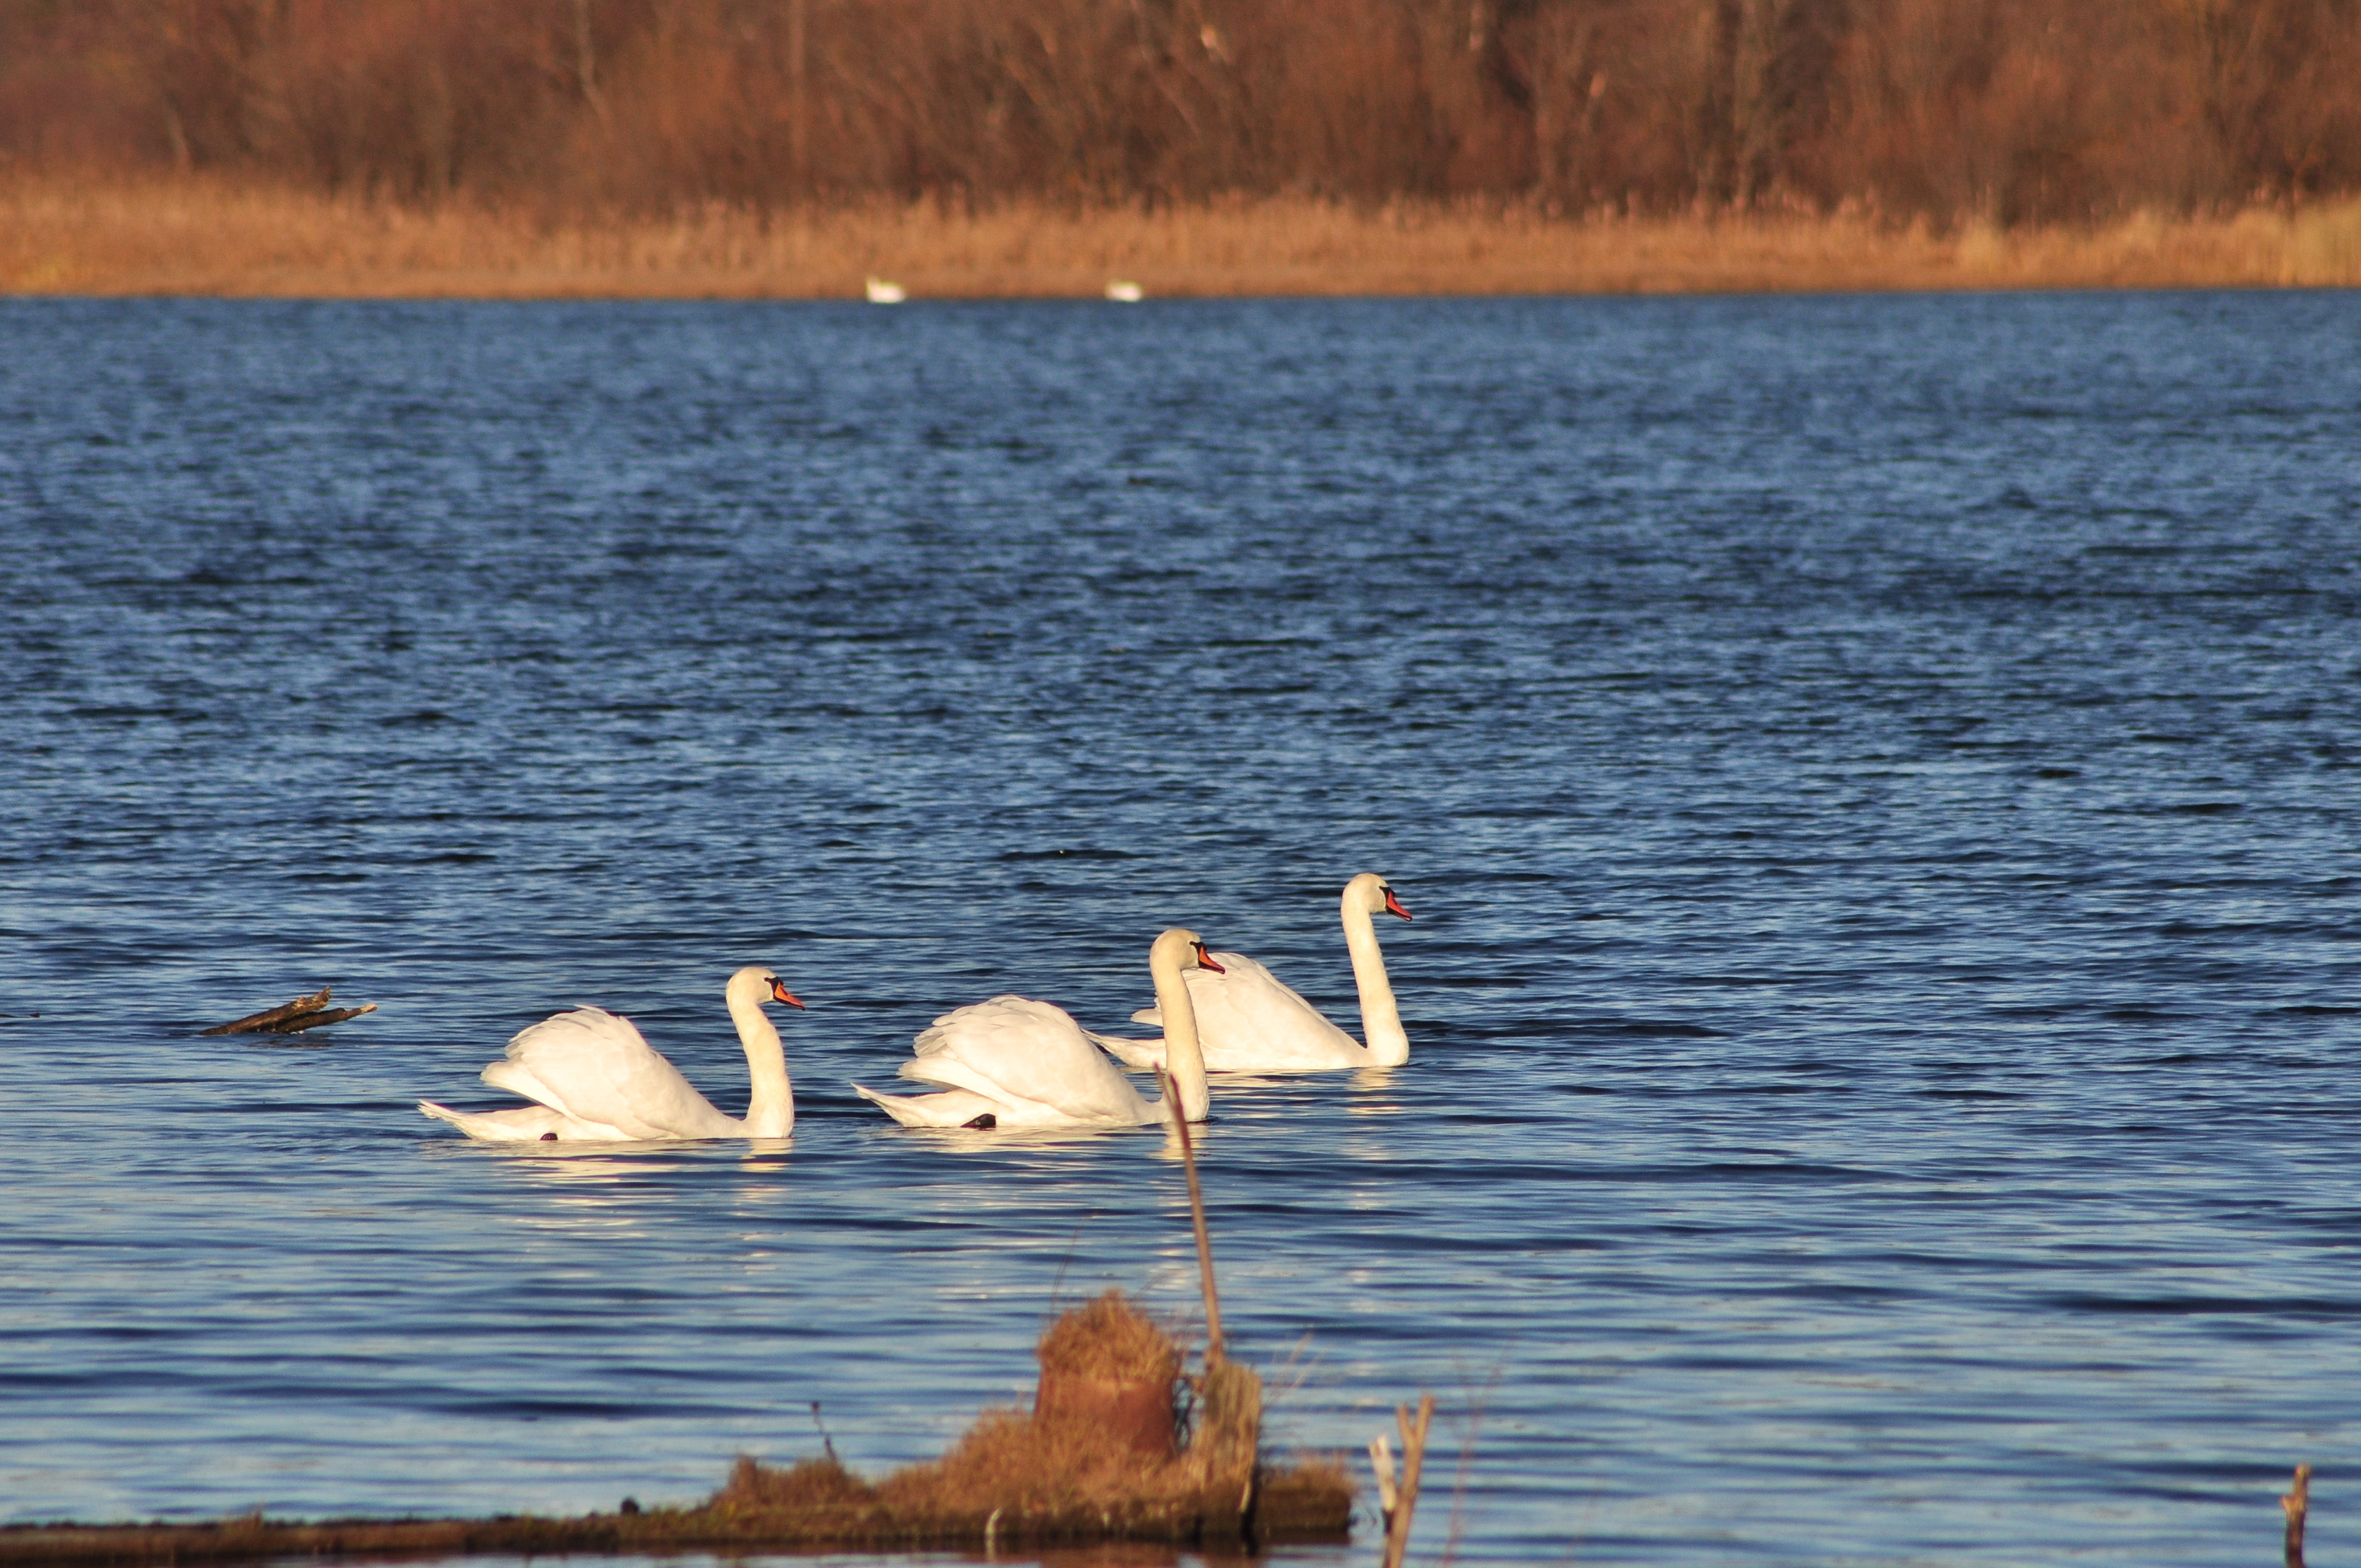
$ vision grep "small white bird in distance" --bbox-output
[865,276,907,303]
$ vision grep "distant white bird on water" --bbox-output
[419,965,805,1142]
[1094,873,1413,1073]
[1105,279,1145,302]
[853,927,1217,1130]
[865,276,907,303]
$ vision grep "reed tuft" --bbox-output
[1037,1289,1180,1385]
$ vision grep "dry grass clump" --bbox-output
[1038,1289,1181,1385]
[3,178,2358,299]
[711,1453,876,1513]
[875,1407,1199,1521]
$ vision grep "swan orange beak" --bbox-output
[1383,888,1412,921]
[770,980,806,1008]
[1192,943,1225,973]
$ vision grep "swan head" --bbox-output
[727,964,805,1010]
[1347,871,1412,922]
[1151,927,1224,975]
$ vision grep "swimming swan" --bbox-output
[418,965,805,1141]
[854,928,1216,1129]
[1095,873,1411,1072]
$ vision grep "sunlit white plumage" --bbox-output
[1095,873,1412,1072]
[419,965,804,1142]
[854,928,1215,1130]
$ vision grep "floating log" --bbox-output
[256,1006,376,1035]
[200,988,332,1035]
[201,991,375,1036]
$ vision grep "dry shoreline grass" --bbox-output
[7,180,2359,300]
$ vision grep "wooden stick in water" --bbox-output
[1378,1394,1434,1568]
[1158,1064,1261,1524]
[259,1004,377,1034]
[1156,1064,1223,1364]
[2283,1462,2311,1568]
[200,987,332,1035]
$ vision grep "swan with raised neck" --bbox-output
[1091,874,1412,1072]
[1339,872,1410,1067]
[725,964,799,1137]
[854,928,1218,1128]
[420,964,806,1141]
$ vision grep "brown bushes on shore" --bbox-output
[3,0,2358,227]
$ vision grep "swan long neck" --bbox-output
[729,991,795,1139]
[1149,936,1211,1124]
[1342,889,1408,1067]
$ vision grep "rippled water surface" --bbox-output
[3,291,2358,1566]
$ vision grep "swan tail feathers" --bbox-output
[854,1083,999,1129]
[1084,1030,1168,1070]
[419,1099,572,1141]
[852,1083,932,1126]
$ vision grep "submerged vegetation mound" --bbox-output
[0,1291,1351,1567]
[713,1288,1339,1544]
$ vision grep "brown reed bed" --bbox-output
[0,1291,1352,1568]
[5,180,2359,300]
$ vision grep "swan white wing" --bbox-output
[1121,953,1369,1071]
[908,996,1153,1125]
[1084,1029,1166,1070]
[488,1006,740,1140]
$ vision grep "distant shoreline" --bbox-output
[6,181,2359,300]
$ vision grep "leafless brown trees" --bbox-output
[4,0,2355,222]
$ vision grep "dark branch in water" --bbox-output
[201,988,332,1034]
[201,989,376,1035]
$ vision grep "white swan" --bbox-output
[1095,873,1411,1072]
[854,928,1216,1129]
[418,965,805,1142]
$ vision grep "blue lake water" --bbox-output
[1,289,2357,1566]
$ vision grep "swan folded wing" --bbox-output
[490,1006,738,1140]
[1084,1029,1167,1070]
[1185,952,1367,1067]
[908,996,1152,1124]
